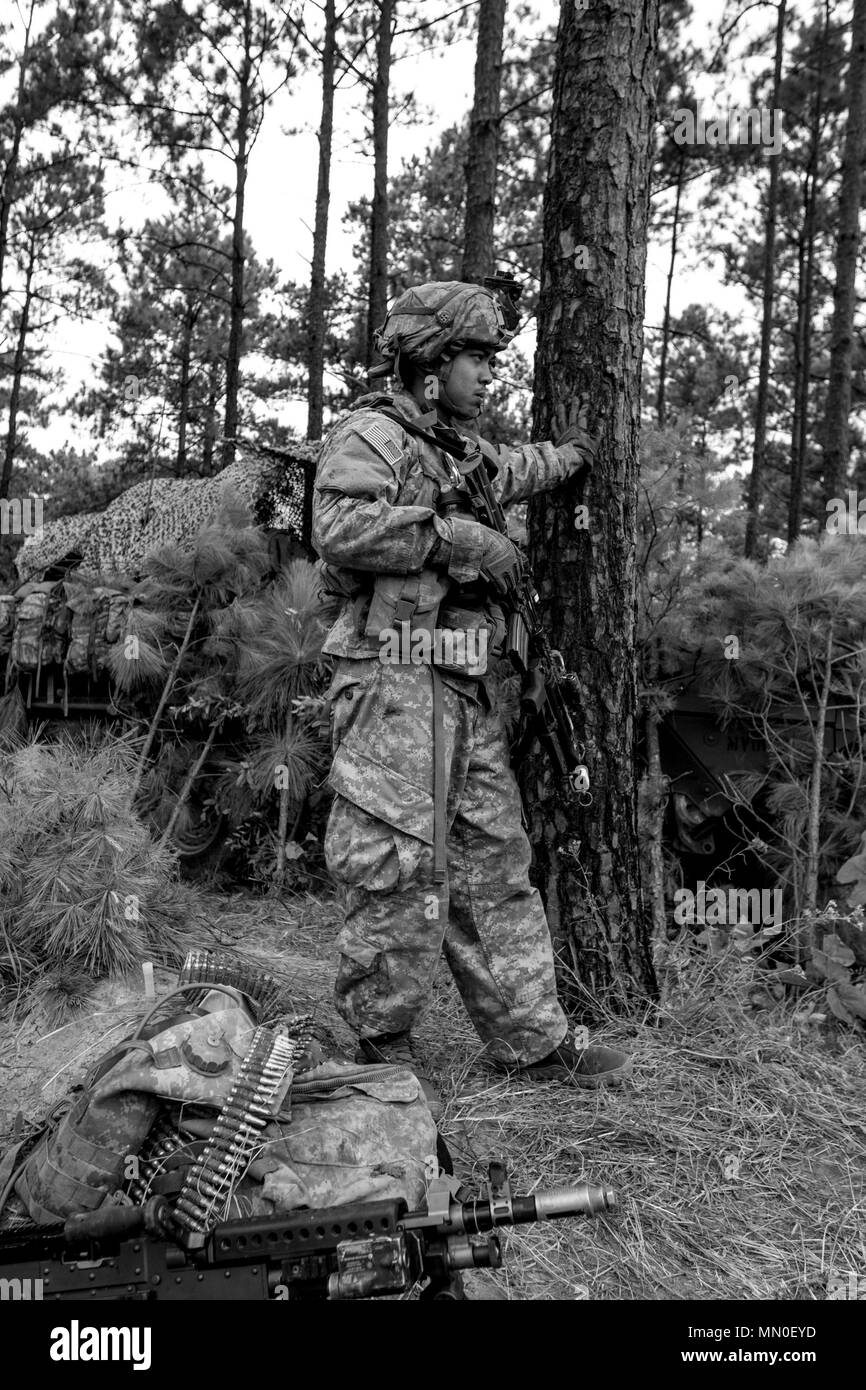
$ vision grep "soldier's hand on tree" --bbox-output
[554,400,603,459]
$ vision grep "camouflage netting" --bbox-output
[15,440,319,585]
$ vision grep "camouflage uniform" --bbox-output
[315,385,593,1067]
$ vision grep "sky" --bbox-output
[7,0,804,455]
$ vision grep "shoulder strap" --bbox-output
[374,405,499,480]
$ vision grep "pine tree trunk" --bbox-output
[788,18,826,546]
[0,0,34,313]
[656,147,685,429]
[274,707,293,885]
[528,0,658,1007]
[202,363,219,475]
[744,0,787,560]
[821,0,866,502]
[222,10,253,469]
[1,236,35,500]
[366,0,395,367]
[461,0,506,283]
[176,303,194,476]
[787,169,819,544]
[642,640,668,944]
[804,628,833,922]
[307,0,338,441]
[159,721,219,849]
[129,595,202,803]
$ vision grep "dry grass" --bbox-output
[422,943,866,1301]
[2,885,864,1302]
[165,888,866,1301]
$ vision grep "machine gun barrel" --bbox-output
[400,1179,615,1236]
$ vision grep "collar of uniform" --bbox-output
[391,389,498,465]
[390,388,437,428]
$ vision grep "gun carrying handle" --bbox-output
[64,1195,175,1243]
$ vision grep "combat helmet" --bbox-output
[369,280,516,380]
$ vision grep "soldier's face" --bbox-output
[437,348,497,421]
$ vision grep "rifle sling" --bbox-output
[430,665,447,886]
[373,406,499,479]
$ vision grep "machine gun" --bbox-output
[0,1164,615,1301]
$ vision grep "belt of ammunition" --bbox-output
[173,1027,299,1234]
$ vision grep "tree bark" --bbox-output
[307,0,338,440]
[221,5,253,468]
[366,0,395,368]
[1,235,35,499]
[744,0,787,560]
[274,706,293,884]
[202,360,219,475]
[656,146,685,429]
[804,628,833,923]
[528,0,659,1008]
[461,0,507,283]
[788,9,827,546]
[176,301,195,476]
[159,721,219,849]
[821,0,866,502]
[642,637,668,945]
[129,594,202,804]
[0,0,34,314]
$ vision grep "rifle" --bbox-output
[0,1163,614,1301]
[377,407,591,798]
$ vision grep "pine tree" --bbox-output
[461,0,506,283]
[83,186,281,482]
[118,0,302,468]
[821,0,866,501]
[530,0,659,1008]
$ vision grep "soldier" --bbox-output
[313,281,631,1104]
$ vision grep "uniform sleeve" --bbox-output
[314,411,467,575]
[489,438,593,508]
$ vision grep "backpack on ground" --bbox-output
[0,952,436,1229]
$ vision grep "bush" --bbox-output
[0,723,205,1013]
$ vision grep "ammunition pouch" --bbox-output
[438,603,507,671]
[363,568,448,645]
[361,572,505,679]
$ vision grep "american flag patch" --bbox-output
[358,422,404,466]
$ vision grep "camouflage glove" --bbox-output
[556,421,602,459]
[478,530,523,596]
[426,520,522,595]
[555,401,603,465]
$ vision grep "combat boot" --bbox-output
[355,1032,443,1120]
[519,1034,632,1089]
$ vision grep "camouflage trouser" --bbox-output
[323,656,569,1066]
